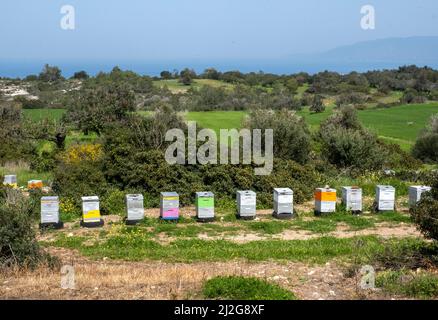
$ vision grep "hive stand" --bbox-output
[80,219,104,228]
[39,221,64,230]
[272,211,294,220]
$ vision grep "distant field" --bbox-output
[186,111,248,135]
[21,103,438,151]
[358,103,438,150]
[23,108,65,121]
[153,79,235,93]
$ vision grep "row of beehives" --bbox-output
[3,175,43,190]
[36,186,432,229]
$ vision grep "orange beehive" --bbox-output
[28,180,43,189]
[314,189,337,201]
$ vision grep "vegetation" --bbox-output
[203,276,296,300]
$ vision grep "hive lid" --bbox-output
[237,190,256,195]
[376,185,395,190]
[82,196,99,201]
[41,196,59,201]
[161,192,179,197]
[126,194,144,199]
[274,188,293,193]
[196,191,214,197]
[316,187,336,192]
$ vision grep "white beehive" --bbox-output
[81,196,104,227]
[125,194,144,224]
[408,186,432,208]
[3,175,17,187]
[273,188,294,218]
[40,196,63,229]
[237,190,257,219]
[375,185,396,211]
[341,186,363,213]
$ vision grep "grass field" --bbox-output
[21,102,438,151]
[23,109,66,122]
[153,79,235,93]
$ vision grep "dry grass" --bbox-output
[0,247,390,300]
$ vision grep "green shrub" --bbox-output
[319,107,387,172]
[0,187,58,269]
[377,270,438,299]
[411,172,438,241]
[101,188,126,216]
[412,114,438,163]
[203,276,296,300]
[52,159,109,208]
[246,109,312,164]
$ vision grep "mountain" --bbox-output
[286,36,438,72]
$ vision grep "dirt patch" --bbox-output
[0,248,391,300]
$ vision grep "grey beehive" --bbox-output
[236,190,256,219]
[273,188,294,219]
[40,196,63,229]
[125,194,144,224]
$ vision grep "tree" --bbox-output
[38,64,63,82]
[72,70,89,80]
[310,95,325,113]
[203,68,220,80]
[179,68,196,85]
[284,78,299,94]
[160,71,172,80]
[66,84,136,135]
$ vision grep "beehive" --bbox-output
[28,180,43,190]
[40,196,63,229]
[375,185,395,212]
[125,194,144,224]
[315,188,337,215]
[341,186,363,213]
[237,190,256,220]
[196,192,214,222]
[408,186,431,208]
[160,192,179,221]
[273,188,294,219]
[81,196,104,227]
[3,175,17,188]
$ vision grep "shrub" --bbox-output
[411,172,438,241]
[0,187,58,269]
[320,107,386,172]
[202,276,296,300]
[246,109,311,164]
[412,114,438,163]
[101,188,126,216]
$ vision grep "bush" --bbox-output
[203,276,296,300]
[320,107,387,172]
[411,173,438,241]
[101,188,126,216]
[412,114,438,163]
[246,109,312,164]
[0,187,58,269]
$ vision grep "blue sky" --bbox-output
[0,0,437,61]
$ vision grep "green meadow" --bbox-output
[22,102,438,151]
